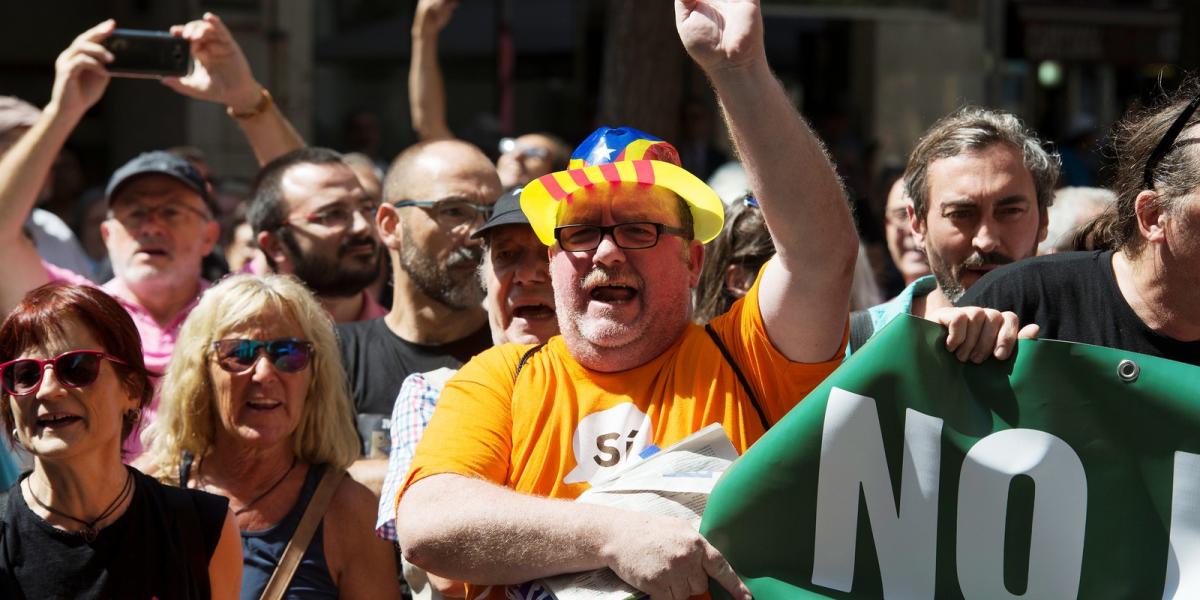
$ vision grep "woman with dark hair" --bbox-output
[0,282,241,599]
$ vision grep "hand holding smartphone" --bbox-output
[102,29,191,79]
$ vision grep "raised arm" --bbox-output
[398,473,750,599]
[409,0,457,141]
[0,19,113,313]
[164,12,304,165]
[676,0,857,363]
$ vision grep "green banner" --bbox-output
[701,315,1200,599]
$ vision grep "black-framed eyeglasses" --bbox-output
[554,222,691,252]
[0,350,128,396]
[211,338,314,374]
[1142,95,1200,190]
[393,199,492,229]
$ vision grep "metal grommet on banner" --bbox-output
[1117,359,1140,383]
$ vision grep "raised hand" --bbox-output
[50,20,115,120]
[162,12,262,112]
[603,512,752,600]
[414,0,460,36]
[674,0,764,74]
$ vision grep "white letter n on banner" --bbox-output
[812,387,943,598]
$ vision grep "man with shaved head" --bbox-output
[337,139,501,486]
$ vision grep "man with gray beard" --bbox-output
[337,139,499,490]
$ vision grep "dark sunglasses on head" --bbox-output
[0,350,129,396]
[212,338,314,374]
[1143,94,1200,190]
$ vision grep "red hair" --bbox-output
[0,282,154,445]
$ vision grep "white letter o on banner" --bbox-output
[956,429,1087,600]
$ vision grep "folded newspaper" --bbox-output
[521,423,739,600]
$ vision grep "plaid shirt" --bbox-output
[375,368,458,541]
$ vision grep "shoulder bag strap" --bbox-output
[179,450,194,488]
[849,309,875,353]
[513,343,546,382]
[704,323,771,431]
[259,466,347,600]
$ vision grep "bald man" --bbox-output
[338,140,502,488]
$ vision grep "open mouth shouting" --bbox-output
[581,267,645,306]
[510,297,556,322]
[588,285,638,303]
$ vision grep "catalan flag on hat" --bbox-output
[520,126,725,246]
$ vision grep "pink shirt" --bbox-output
[357,290,388,321]
[43,261,208,457]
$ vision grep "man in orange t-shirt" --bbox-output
[395,2,1028,599]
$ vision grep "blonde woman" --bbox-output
[142,274,399,599]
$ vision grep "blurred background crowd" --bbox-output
[3,0,1192,301]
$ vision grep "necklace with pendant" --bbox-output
[27,468,134,543]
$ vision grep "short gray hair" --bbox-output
[905,106,1061,221]
[1041,186,1117,253]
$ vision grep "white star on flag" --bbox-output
[586,137,616,165]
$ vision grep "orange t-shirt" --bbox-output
[399,274,845,597]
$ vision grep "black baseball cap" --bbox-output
[471,187,530,240]
[105,151,214,214]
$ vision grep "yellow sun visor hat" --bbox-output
[519,126,725,246]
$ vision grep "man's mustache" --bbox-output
[960,250,1013,270]
[446,245,482,268]
[580,265,644,291]
[339,235,379,256]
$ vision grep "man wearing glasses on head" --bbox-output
[336,139,500,491]
[495,133,570,190]
[958,87,1200,365]
[408,0,570,190]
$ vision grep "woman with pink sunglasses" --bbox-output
[0,282,241,598]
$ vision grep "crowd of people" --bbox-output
[0,0,1197,598]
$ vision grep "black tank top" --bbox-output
[0,467,229,600]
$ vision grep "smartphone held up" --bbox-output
[102,29,190,79]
